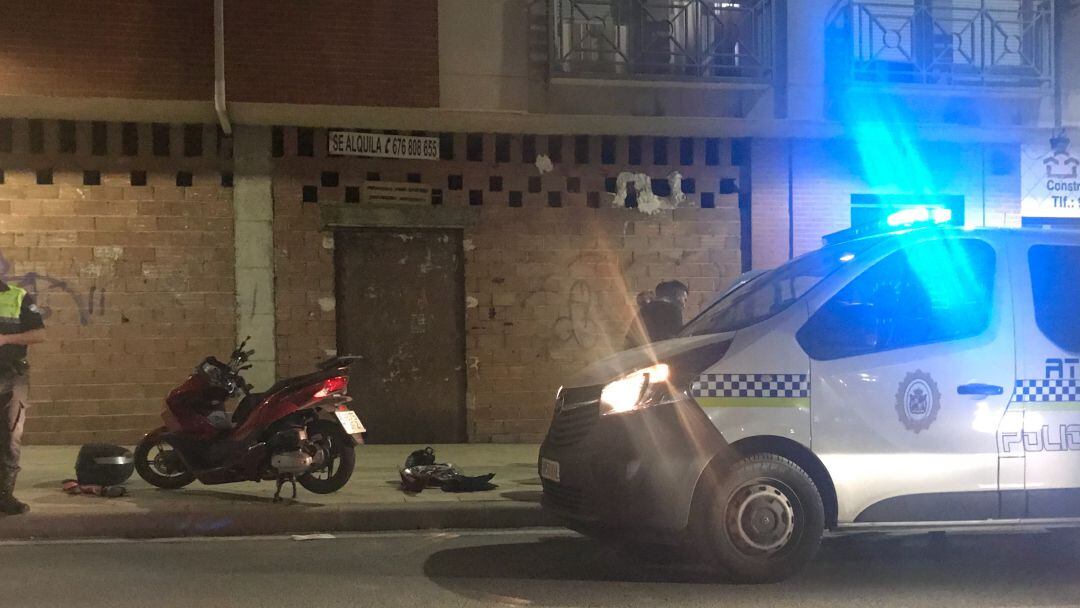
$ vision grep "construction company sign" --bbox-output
[1022,133,1080,218]
[328,131,439,161]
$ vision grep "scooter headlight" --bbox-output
[600,364,671,415]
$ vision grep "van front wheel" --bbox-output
[693,453,824,583]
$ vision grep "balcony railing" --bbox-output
[550,0,776,83]
[829,0,1055,90]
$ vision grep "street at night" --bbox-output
[6,528,1080,608]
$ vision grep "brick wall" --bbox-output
[272,128,742,442]
[751,138,1023,267]
[226,0,439,107]
[0,1,213,101]
[0,119,235,444]
[0,1,438,108]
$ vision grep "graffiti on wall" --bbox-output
[0,253,104,325]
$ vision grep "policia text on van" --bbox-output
[539,215,1080,582]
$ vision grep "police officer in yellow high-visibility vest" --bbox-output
[0,280,45,516]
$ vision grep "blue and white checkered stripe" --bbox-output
[692,374,809,399]
[1016,379,1080,402]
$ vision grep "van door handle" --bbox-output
[957,383,1004,396]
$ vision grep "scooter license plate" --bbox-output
[335,410,366,435]
[540,458,560,483]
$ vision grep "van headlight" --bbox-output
[600,364,672,415]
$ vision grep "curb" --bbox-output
[0,502,559,541]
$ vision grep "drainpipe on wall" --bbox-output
[214,0,233,136]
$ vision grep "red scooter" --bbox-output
[134,338,366,500]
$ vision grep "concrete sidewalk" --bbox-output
[0,444,557,540]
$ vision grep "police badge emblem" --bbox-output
[895,370,941,433]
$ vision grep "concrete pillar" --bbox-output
[786,1,830,123]
[232,125,276,390]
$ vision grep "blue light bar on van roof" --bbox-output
[822,206,953,247]
[886,207,952,227]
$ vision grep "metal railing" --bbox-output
[829,0,1055,89]
[550,0,775,82]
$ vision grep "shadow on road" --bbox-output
[423,530,1080,607]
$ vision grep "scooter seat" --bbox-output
[232,393,266,424]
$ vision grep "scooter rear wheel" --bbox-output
[298,421,355,494]
[134,433,196,490]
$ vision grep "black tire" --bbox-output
[298,421,355,494]
[692,453,824,584]
[134,433,195,490]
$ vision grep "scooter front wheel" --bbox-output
[134,432,196,490]
[298,421,355,494]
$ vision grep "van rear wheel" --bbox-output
[693,453,824,583]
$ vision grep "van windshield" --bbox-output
[680,239,883,337]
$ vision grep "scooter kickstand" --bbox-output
[272,475,297,503]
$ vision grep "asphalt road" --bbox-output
[3,528,1080,607]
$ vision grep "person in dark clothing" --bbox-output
[625,280,689,349]
[0,280,46,516]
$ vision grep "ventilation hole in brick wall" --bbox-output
[431,188,443,205]
[407,173,422,184]
[548,135,563,163]
[183,124,203,157]
[122,123,138,156]
[522,135,537,164]
[587,192,600,208]
[495,134,511,163]
[469,190,483,206]
[0,169,5,185]
[601,136,616,164]
[302,185,318,203]
[448,175,463,191]
[604,177,617,193]
[509,191,523,208]
[680,138,694,166]
[567,177,581,193]
[0,119,11,153]
[705,138,721,166]
[528,176,541,193]
[152,123,171,156]
[700,192,716,209]
[683,178,696,193]
[130,170,147,186]
[548,192,562,208]
[176,171,193,187]
[91,122,107,156]
[652,178,671,197]
[731,139,750,167]
[272,126,285,158]
[28,120,44,153]
[221,172,234,188]
[625,188,638,208]
[438,133,454,160]
[574,135,589,164]
[36,169,53,185]
[297,128,314,157]
[366,171,381,182]
[321,171,339,187]
[58,120,76,154]
[489,176,503,192]
[628,136,642,165]
[82,170,101,186]
[653,137,669,165]
[466,134,483,162]
[345,186,360,203]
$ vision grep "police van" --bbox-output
[539,209,1080,582]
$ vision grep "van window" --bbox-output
[798,239,996,360]
[681,238,883,337]
[1029,245,1080,352]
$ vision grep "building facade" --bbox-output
[0,0,1076,444]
